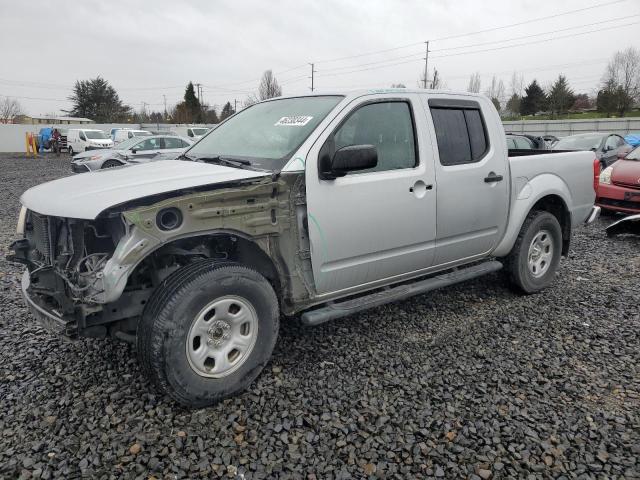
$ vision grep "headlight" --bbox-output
[90,155,102,160]
[16,206,27,235]
[599,166,613,185]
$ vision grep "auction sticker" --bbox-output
[275,116,313,126]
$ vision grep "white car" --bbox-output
[67,129,113,155]
[111,128,152,144]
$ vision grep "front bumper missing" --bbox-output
[20,271,77,338]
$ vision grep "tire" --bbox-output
[102,159,122,169]
[137,260,279,407]
[504,210,562,294]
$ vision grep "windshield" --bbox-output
[192,128,209,136]
[626,146,640,160]
[85,130,108,139]
[187,95,343,170]
[114,137,143,150]
[555,134,603,150]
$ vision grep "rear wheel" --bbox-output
[505,211,562,293]
[137,261,279,407]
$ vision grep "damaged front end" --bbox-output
[9,210,125,338]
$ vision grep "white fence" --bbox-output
[0,118,638,153]
[503,117,640,138]
[0,123,216,153]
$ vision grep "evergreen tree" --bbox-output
[547,75,575,117]
[183,82,202,122]
[505,94,521,116]
[220,101,235,121]
[67,76,131,122]
[520,80,547,116]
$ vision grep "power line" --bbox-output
[431,14,639,52]
[431,21,639,59]
[430,0,626,41]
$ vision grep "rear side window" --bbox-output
[430,102,489,166]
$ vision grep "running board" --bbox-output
[300,260,503,327]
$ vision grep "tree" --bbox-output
[219,101,235,121]
[66,77,131,122]
[547,75,575,117]
[184,82,203,122]
[509,71,524,97]
[0,97,23,123]
[572,93,593,111]
[505,94,521,116]
[430,69,444,89]
[467,72,481,93]
[484,76,505,112]
[258,70,282,100]
[596,79,622,118]
[203,106,219,124]
[520,80,547,116]
[601,46,640,116]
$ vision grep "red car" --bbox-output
[597,146,640,214]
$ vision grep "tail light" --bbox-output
[593,157,600,196]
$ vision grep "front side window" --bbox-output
[134,138,162,151]
[430,105,488,166]
[605,135,619,150]
[187,95,343,171]
[330,101,417,173]
[79,132,86,141]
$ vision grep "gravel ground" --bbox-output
[0,154,639,480]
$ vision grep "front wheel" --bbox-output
[504,211,563,294]
[101,159,122,169]
[137,261,279,407]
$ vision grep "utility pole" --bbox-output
[234,99,237,113]
[423,41,430,89]
[195,83,202,103]
[309,63,315,92]
[162,94,167,120]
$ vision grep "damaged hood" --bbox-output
[21,160,267,219]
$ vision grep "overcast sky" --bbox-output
[0,0,636,116]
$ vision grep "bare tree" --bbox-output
[509,71,524,97]
[467,72,481,93]
[485,76,506,111]
[0,97,23,124]
[430,69,444,89]
[258,70,282,101]
[602,46,640,116]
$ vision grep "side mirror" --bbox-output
[320,144,378,180]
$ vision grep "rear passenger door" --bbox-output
[422,96,509,265]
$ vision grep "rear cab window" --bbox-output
[428,98,489,166]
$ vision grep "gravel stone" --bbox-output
[0,155,639,479]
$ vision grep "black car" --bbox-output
[553,133,632,169]
[505,133,547,150]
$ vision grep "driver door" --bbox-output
[305,94,437,295]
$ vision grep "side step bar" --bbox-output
[300,260,503,327]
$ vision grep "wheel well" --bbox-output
[530,195,571,256]
[128,233,282,297]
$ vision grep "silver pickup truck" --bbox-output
[10,90,600,407]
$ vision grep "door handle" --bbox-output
[484,172,503,183]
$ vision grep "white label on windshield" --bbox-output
[275,116,313,126]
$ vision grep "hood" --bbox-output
[73,148,122,161]
[21,160,266,219]
[611,159,640,185]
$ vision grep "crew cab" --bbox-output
[10,90,600,407]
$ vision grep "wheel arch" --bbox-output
[494,174,573,257]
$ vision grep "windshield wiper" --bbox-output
[178,153,251,168]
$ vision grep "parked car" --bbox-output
[67,129,113,155]
[10,90,600,407]
[112,128,152,144]
[554,133,632,169]
[186,126,210,139]
[597,145,640,214]
[543,135,559,148]
[505,133,547,150]
[71,135,193,172]
[37,127,68,152]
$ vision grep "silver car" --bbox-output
[71,135,193,172]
